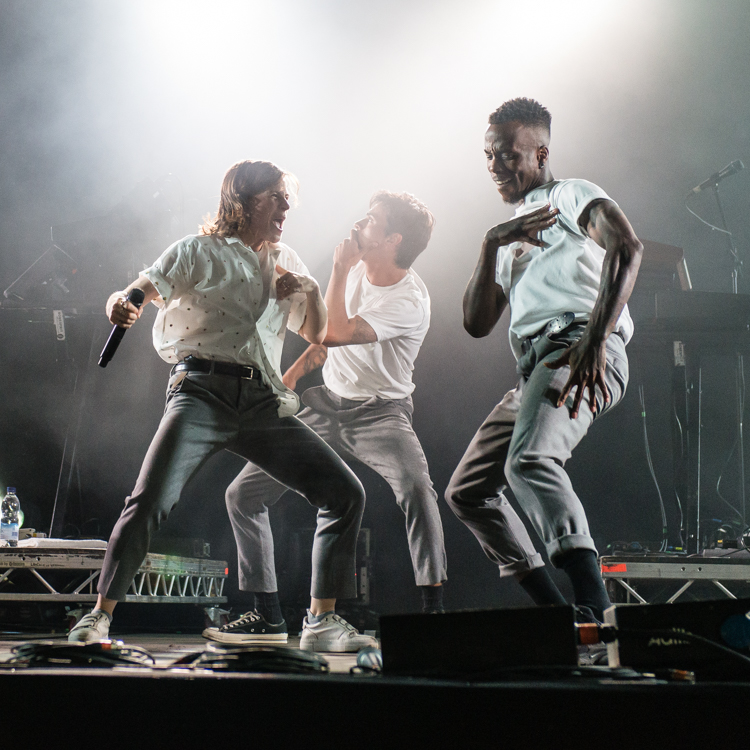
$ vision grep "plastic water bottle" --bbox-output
[1,488,20,547]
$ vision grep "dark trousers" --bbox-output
[98,370,365,601]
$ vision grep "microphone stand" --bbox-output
[712,182,746,545]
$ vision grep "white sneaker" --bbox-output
[300,611,379,653]
[68,609,111,642]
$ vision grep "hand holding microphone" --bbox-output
[99,287,146,367]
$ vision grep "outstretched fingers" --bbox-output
[569,378,586,419]
[546,344,610,419]
[596,369,611,408]
[520,206,559,246]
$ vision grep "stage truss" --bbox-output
[601,554,750,604]
[0,547,227,605]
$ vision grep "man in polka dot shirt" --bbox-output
[69,160,377,653]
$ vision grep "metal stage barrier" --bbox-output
[601,553,750,604]
[0,544,227,605]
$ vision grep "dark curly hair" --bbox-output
[201,160,298,238]
[370,191,435,269]
[489,98,551,134]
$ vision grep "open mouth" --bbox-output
[272,219,284,232]
[493,178,512,187]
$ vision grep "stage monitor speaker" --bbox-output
[605,597,750,680]
[380,605,577,678]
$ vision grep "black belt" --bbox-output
[174,356,263,381]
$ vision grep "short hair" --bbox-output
[201,160,298,238]
[488,98,551,134]
[370,191,435,269]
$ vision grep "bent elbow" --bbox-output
[463,317,491,338]
[301,323,327,345]
[630,238,644,263]
[624,238,644,277]
[309,329,327,345]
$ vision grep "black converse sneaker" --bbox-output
[202,610,288,644]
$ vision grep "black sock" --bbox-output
[419,585,444,613]
[235,590,255,611]
[518,567,568,606]
[253,591,283,624]
[557,549,610,622]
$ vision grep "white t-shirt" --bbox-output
[142,234,309,378]
[494,179,634,359]
[323,262,430,400]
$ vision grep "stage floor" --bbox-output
[1,629,750,747]
[0,631,360,673]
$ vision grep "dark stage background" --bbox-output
[1,0,750,616]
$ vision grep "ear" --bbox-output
[537,145,549,167]
[387,232,403,250]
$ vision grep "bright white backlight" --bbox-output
[134,0,284,96]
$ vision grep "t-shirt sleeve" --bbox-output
[550,179,615,237]
[141,237,199,308]
[358,294,427,342]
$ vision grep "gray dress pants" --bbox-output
[226,385,447,591]
[445,325,629,577]
[98,371,365,602]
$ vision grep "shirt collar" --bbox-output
[224,236,282,259]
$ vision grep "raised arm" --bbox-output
[547,199,643,418]
[323,233,377,347]
[463,204,559,337]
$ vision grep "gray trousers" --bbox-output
[99,371,365,602]
[445,325,629,577]
[226,385,447,591]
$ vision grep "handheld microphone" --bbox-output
[690,159,745,194]
[98,287,145,368]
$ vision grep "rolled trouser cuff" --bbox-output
[497,552,545,579]
[311,578,357,600]
[547,534,598,566]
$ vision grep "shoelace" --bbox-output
[77,612,108,628]
[224,611,262,630]
[330,614,359,637]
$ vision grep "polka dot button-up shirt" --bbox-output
[142,233,310,380]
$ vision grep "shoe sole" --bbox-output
[68,630,110,643]
[300,639,378,653]
[67,635,109,643]
[202,628,288,644]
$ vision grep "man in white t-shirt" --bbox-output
[210,192,447,642]
[68,160,377,653]
[446,99,643,623]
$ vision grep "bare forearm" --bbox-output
[324,263,356,340]
[299,285,328,344]
[463,239,507,338]
[282,344,328,389]
[586,240,642,343]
